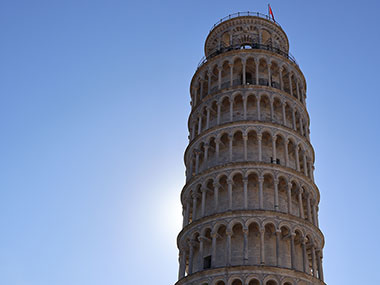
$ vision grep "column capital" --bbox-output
[213,181,221,188]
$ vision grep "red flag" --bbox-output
[268,4,275,22]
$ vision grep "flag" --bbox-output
[268,4,275,22]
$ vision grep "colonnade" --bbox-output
[187,128,313,181]
[191,54,305,109]
[189,92,309,142]
[178,220,323,281]
[182,171,318,226]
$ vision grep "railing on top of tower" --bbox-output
[209,11,280,32]
[197,11,298,70]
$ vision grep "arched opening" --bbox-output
[220,97,231,124]
[231,223,244,265]
[247,172,259,209]
[279,226,291,268]
[215,225,227,267]
[261,131,272,163]
[232,279,243,285]
[232,173,243,209]
[218,176,229,213]
[263,174,274,210]
[247,130,258,161]
[233,58,243,87]
[275,134,285,166]
[248,222,260,264]
[248,279,260,285]
[258,58,269,86]
[260,95,271,122]
[264,223,276,265]
[208,137,217,168]
[246,58,256,85]
[270,61,280,89]
[246,94,257,120]
[233,94,244,121]
[232,131,244,161]
[273,97,282,124]
[221,61,230,89]
[209,101,218,128]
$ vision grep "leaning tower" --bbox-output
[176,12,325,285]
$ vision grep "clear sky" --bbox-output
[1,0,379,284]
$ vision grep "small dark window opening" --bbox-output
[203,255,212,269]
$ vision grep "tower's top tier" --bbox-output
[204,12,289,57]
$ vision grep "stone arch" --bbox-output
[259,94,271,122]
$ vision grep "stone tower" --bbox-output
[176,12,325,285]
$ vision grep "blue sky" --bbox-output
[1,0,379,284]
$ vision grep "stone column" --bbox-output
[268,62,272,87]
[213,182,219,212]
[287,182,292,214]
[276,230,281,266]
[295,145,300,171]
[192,192,199,221]
[215,138,220,161]
[229,134,233,161]
[298,189,304,219]
[226,231,232,265]
[296,80,300,100]
[229,63,234,87]
[203,144,209,169]
[292,108,296,130]
[270,98,274,121]
[179,250,187,279]
[302,239,307,273]
[195,150,200,174]
[218,66,222,90]
[201,188,207,217]
[206,108,210,129]
[217,102,221,125]
[260,228,265,264]
[243,96,247,120]
[188,240,195,274]
[282,100,286,126]
[279,67,283,91]
[198,236,204,270]
[300,117,304,136]
[290,233,295,269]
[311,245,316,277]
[183,200,190,227]
[229,98,233,121]
[243,133,248,161]
[211,232,217,267]
[243,228,249,265]
[207,71,211,94]
[200,80,204,99]
[312,201,318,226]
[242,60,246,85]
[243,177,248,209]
[198,116,202,134]
[259,175,264,209]
[272,135,277,162]
[227,178,233,210]
[303,152,308,176]
[289,73,293,97]
[258,133,262,161]
[257,95,261,120]
[285,139,289,167]
[306,194,312,223]
[274,178,279,211]
[316,249,324,281]
[255,60,259,85]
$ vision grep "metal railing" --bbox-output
[209,11,281,32]
[197,43,298,69]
